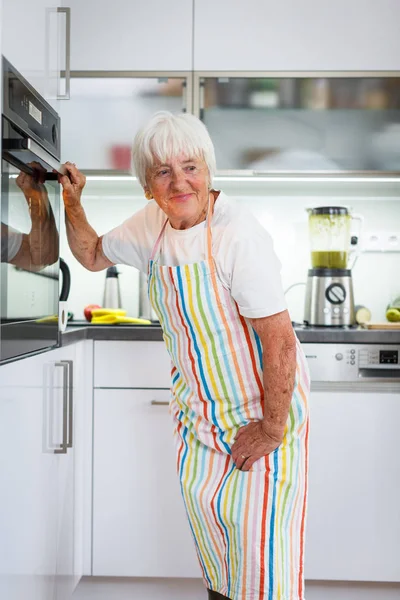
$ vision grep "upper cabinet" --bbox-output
[196,74,400,172]
[60,74,190,169]
[66,0,193,71]
[194,0,400,71]
[2,0,68,110]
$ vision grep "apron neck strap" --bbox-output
[149,191,216,264]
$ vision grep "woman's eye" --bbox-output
[157,170,169,177]
[186,165,196,172]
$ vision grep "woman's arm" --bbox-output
[231,310,297,471]
[60,162,113,272]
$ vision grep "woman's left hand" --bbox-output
[231,421,283,471]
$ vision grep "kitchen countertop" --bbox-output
[61,322,400,346]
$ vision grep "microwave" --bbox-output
[1,57,66,363]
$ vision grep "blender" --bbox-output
[304,206,362,327]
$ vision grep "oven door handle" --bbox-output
[3,137,66,176]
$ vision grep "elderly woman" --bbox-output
[60,112,310,600]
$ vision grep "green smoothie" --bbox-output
[311,251,348,269]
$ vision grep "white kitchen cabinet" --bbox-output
[194,0,400,71]
[59,75,189,170]
[305,387,400,582]
[94,340,171,388]
[66,0,192,71]
[0,340,92,600]
[0,351,58,600]
[2,0,68,110]
[92,388,199,577]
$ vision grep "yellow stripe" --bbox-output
[185,265,230,431]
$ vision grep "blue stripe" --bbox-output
[268,450,279,600]
[191,441,222,585]
[172,371,179,385]
[254,329,263,371]
[176,266,219,426]
[178,427,212,588]
[149,265,177,363]
[200,262,243,430]
[216,462,236,594]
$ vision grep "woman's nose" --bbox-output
[170,168,186,188]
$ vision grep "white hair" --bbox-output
[132,111,216,188]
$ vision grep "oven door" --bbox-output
[1,119,62,363]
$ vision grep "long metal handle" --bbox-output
[63,360,74,448]
[57,7,71,100]
[54,362,68,454]
[150,400,169,406]
[3,138,66,174]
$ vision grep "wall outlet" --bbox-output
[363,232,400,253]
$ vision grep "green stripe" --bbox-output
[194,263,236,428]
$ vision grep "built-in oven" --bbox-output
[1,57,67,363]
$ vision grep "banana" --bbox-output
[90,308,127,318]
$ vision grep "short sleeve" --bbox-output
[228,217,287,319]
[102,205,152,272]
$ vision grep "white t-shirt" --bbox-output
[102,192,286,319]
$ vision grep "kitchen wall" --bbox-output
[60,179,400,324]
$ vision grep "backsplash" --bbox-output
[60,182,400,324]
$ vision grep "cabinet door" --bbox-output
[51,345,77,600]
[60,75,189,170]
[67,0,192,71]
[2,0,65,109]
[194,0,400,70]
[0,353,58,600]
[93,388,199,577]
[305,389,400,582]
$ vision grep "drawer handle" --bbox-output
[150,400,169,406]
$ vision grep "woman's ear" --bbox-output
[144,188,153,200]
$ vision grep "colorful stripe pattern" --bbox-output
[148,205,310,600]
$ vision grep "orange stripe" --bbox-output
[210,454,231,586]
[258,463,270,598]
[208,260,250,407]
[240,472,253,599]
[169,266,210,422]
[298,418,310,598]
[198,451,225,569]
[238,311,264,401]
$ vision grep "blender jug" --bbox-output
[307,206,362,269]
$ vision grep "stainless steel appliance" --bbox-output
[102,266,122,309]
[304,206,362,327]
[138,271,159,322]
[303,342,400,583]
[1,57,65,362]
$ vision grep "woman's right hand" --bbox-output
[58,162,86,209]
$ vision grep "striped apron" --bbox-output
[148,199,310,600]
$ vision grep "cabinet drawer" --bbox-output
[94,341,171,388]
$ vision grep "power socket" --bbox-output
[363,232,400,252]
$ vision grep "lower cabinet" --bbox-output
[0,340,91,600]
[92,388,199,577]
[305,388,400,582]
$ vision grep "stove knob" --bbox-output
[335,353,344,361]
[325,283,346,305]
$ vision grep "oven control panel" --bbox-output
[302,344,400,382]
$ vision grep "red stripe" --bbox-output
[169,266,209,422]
[238,311,264,402]
[298,418,310,598]
[258,461,270,598]
[176,421,185,474]
[210,454,231,585]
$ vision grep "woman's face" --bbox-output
[145,154,210,230]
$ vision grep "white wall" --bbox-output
[60,180,400,324]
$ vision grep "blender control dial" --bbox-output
[325,282,346,305]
